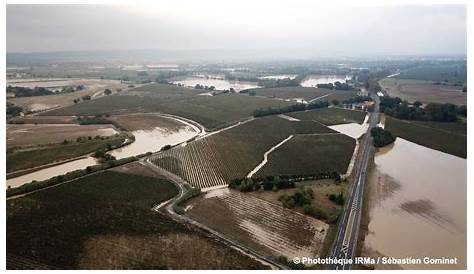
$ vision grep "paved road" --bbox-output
[329,93,380,270]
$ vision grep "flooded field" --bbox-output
[172,77,259,92]
[258,74,297,80]
[300,75,351,87]
[6,156,98,189]
[186,188,329,260]
[6,116,199,188]
[7,79,128,111]
[7,124,118,148]
[328,114,369,139]
[363,138,466,269]
[110,126,198,159]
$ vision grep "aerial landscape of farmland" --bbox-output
[4,2,469,271]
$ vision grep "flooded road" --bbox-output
[300,75,351,87]
[172,77,259,92]
[363,138,466,269]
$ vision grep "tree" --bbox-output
[332,99,340,106]
[413,101,423,108]
[104,89,112,96]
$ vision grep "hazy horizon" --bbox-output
[7,3,467,57]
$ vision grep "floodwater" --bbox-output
[110,126,198,159]
[328,114,369,139]
[300,75,351,87]
[7,123,199,189]
[258,74,297,80]
[172,77,259,92]
[363,138,466,269]
[6,157,98,189]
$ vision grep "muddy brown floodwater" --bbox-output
[363,138,466,269]
[110,127,197,159]
[6,124,199,189]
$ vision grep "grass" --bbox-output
[385,116,466,158]
[289,107,366,125]
[44,84,293,130]
[256,134,356,177]
[6,171,266,270]
[152,115,337,188]
[6,138,124,173]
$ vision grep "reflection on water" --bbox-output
[6,157,98,188]
[300,75,351,87]
[110,127,197,159]
[364,138,466,269]
[172,77,259,92]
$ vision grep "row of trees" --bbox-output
[317,81,354,91]
[6,102,23,118]
[229,176,296,192]
[253,100,329,117]
[7,86,53,97]
[380,96,466,122]
[257,78,300,88]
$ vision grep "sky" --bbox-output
[6,2,467,57]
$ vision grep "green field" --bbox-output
[385,116,466,158]
[44,84,293,130]
[7,138,124,173]
[288,107,366,125]
[6,171,266,270]
[256,134,356,177]
[152,115,337,188]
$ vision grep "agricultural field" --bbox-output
[6,123,118,148]
[151,116,336,189]
[385,116,466,158]
[108,113,186,131]
[251,179,345,213]
[255,134,356,177]
[186,188,329,260]
[7,79,130,112]
[394,64,467,84]
[9,115,77,124]
[379,77,466,105]
[45,83,293,130]
[7,170,266,270]
[289,107,366,125]
[245,86,333,101]
[6,137,124,173]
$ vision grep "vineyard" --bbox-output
[256,134,356,177]
[186,188,329,259]
[151,116,336,189]
[288,107,366,126]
